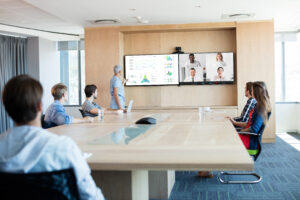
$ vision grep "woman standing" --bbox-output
[110,65,126,110]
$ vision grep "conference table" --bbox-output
[49,109,253,200]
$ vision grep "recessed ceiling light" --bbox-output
[221,13,255,19]
[89,19,120,25]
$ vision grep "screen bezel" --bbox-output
[124,54,180,87]
[178,52,235,85]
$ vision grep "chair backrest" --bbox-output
[79,109,97,117]
[251,112,271,161]
[0,168,79,200]
[41,114,57,129]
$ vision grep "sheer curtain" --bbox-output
[0,35,27,133]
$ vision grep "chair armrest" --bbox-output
[239,131,259,136]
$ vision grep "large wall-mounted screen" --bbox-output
[179,52,234,84]
[125,54,179,86]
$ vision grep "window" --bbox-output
[285,40,300,101]
[58,40,85,105]
[275,32,300,102]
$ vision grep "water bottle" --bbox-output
[98,109,101,120]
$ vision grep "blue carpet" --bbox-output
[166,136,300,200]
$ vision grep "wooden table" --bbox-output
[49,109,253,200]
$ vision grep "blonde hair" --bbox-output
[51,83,67,100]
[216,52,223,61]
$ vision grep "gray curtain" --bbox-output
[0,35,27,133]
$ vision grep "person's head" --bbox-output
[51,83,68,103]
[85,84,98,99]
[252,81,271,123]
[2,75,43,126]
[245,82,253,98]
[189,53,195,63]
[190,68,196,77]
[217,67,224,76]
[114,65,122,76]
[255,81,270,99]
[216,53,223,62]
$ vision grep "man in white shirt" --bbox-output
[184,68,202,82]
[0,75,105,200]
[184,53,206,80]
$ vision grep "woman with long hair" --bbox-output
[239,81,271,149]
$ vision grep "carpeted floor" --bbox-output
[165,136,300,200]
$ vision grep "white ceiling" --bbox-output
[1,0,300,40]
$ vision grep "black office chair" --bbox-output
[41,114,57,129]
[79,109,97,117]
[0,168,79,200]
[219,112,271,184]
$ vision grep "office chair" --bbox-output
[0,168,79,200]
[41,114,57,129]
[219,112,271,184]
[79,109,97,118]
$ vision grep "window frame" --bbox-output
[59,40,84,107]
[275,32,300,103]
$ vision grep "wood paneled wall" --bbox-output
[124,29,237,107]
[236,21,275,142]
[85,27,122,108]
[85,21,275,142]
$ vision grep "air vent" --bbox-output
[221,13,254,19]
[89,19,120,25]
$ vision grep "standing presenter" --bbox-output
[110,65,126,110]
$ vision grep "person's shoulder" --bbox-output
[82,100,89,107]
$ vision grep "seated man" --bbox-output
[228,82,257,128]
[82,84,101,115]
[0,75,104,200]
[45,83,91,126]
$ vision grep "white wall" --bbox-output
[276,103,300,133]
[27,37,59,111]
[38,38,60,111]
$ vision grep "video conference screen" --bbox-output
[179,52,234,84]
[124,52,234,86]
[125,54,179,86]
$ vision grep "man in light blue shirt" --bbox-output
[45,83,91,126]
[110,65,126,110]
[0,75,104,200]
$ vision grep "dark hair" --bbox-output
[189,53,194,57]
[51,83,67,100]
[246,82,253,94]
[2,75,43,124]
[217,67,224,71]
[190,67,196,71]
[85,84,97,97]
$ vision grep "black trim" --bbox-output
[0,23,80,37]
[64,105,81,107]
[276,102,300,104]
